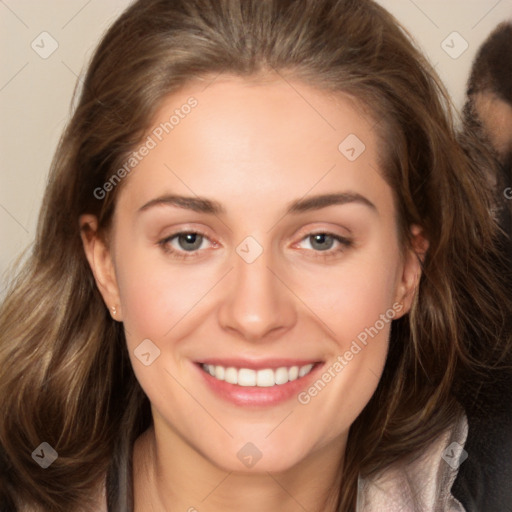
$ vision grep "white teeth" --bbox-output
[202,363,315,387]
[274,367,289,385]
[238,368,256,386]
[214,365,225,380]
[256,369,275,387]
[224,367,238,384]
[299,364,313,377]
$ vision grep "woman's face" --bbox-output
[83,76,422,473]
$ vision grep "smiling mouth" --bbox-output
[200,363,317,387]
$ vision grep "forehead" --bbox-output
[115,75,393,220]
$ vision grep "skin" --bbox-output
[473,92,512,160]
[80,75,425,511]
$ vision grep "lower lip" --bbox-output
[195,363,323,407]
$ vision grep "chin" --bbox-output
[213,448,310,474]
[196,431,324,474]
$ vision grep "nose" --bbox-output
[217,241,297,343]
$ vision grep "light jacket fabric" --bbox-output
[356,411,469,511]
[93,412,469,511]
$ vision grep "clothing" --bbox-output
[451,370,512,512]
[97,413,469,511]
[356,412,469,511]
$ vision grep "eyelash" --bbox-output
[157,231,353,261]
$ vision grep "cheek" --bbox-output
[291,243,402,345]
[114,243,220,343]
[296,301,395,449]
[287,244,402,428]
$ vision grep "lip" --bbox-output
[194,359,324,407]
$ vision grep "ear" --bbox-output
[393,224,429,318]
[79,214,123,321]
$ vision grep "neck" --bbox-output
[133,422,346,512]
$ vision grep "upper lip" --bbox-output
[196,358,322,370]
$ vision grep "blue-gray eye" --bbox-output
[176,233,204,251]
[309,233,336,251]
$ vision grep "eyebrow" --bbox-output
[137,192,377,216]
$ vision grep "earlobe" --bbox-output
[394,224,429,317]
[79,214,122,321]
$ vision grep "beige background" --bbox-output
[1,0,511,288]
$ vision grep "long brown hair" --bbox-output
[1,1,510,510]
